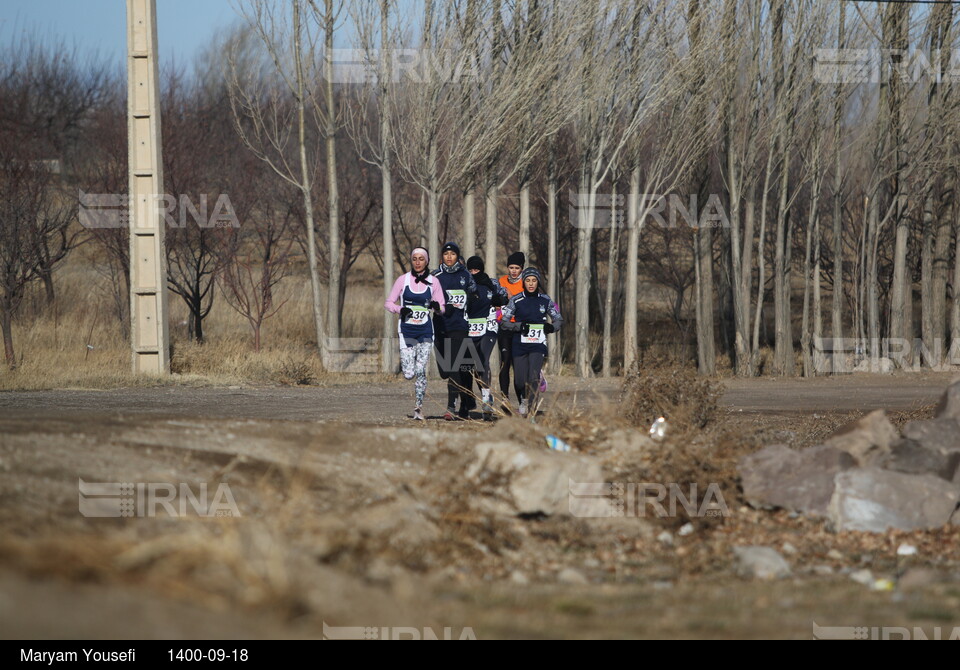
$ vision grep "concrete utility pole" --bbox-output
[126,0,169,373]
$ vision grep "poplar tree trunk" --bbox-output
[623,165,640,372]
[324,0,341,342]
[294,1,326,365]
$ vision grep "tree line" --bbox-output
[2,0,960,377]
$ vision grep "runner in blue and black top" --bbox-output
[499,267,563,419]
[431,242,479,420]
[385,247,446,421]
[465,256,509,421]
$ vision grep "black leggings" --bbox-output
[471,333,498,401]
[435,331,475,410]
[498,329,514,399]
[513,352,546,405]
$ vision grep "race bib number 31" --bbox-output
[468,318,487,338]
[447,289,467,309]
[521,324,546,344]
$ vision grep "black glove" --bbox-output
[399,307,412,321]
[521,322,531,336]
[492,293,509,307]
[429,300,441,313]
[543,322,555,335]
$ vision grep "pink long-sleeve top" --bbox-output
[384,272,446,314]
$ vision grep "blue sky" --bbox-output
[0,0,242,71]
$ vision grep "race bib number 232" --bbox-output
[447,289,467,310]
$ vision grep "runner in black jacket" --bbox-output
[499,267,563,418]
[465,256,509,421]
[432,242,479,420]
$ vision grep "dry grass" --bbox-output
[620,361,723,431]
[0,265,392,390]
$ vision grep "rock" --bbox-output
[898,568,939,590]
[509,570,529,585]
[934,379,960,419]
[598,429,658,470]
[781,542,798,555]
[733,546,791,580]
[812,565,834,576]
[826,549,844,561]
[827,468,960,532]
[739,444,856,517]
[467,441,604,517]
[678,522,694,537]
[825,410,899,466]
[557,567,588,585]
[312,496,440,558]
[850,569,874,586]
[881,439,960,481]
[902,419,960,455]
[657,530,674,546]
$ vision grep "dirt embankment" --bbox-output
[1,373,959,639]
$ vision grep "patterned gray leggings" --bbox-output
[400,340,433,407]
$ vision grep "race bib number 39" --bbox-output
[521,324,546,344]
[406,307,429,326]
[447,289,467,309]
[468,318,487,338]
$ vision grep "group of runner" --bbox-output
[384,244,562,421]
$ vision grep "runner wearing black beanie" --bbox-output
[499,267,562,418]
[432,242,479,419]
[497,251,526,412]
[465,256,509,421]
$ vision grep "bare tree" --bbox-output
[218,183,296,352]
[0,137,74,367]
[227,4,328,363]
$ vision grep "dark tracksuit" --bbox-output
[465,273,508,410]
[500,290,563,411]
[432,262,478,412]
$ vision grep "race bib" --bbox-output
[521,324,546,344]
[486,307,499,333]
[447,289,467,310]
[406,306,429,326]
[467,317,487,338]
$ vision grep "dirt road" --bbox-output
[0,370,954,423]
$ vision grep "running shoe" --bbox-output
[413,407,425,421]
[518,399,528,418]
[482,412,494,422]
[443,409,456,421]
